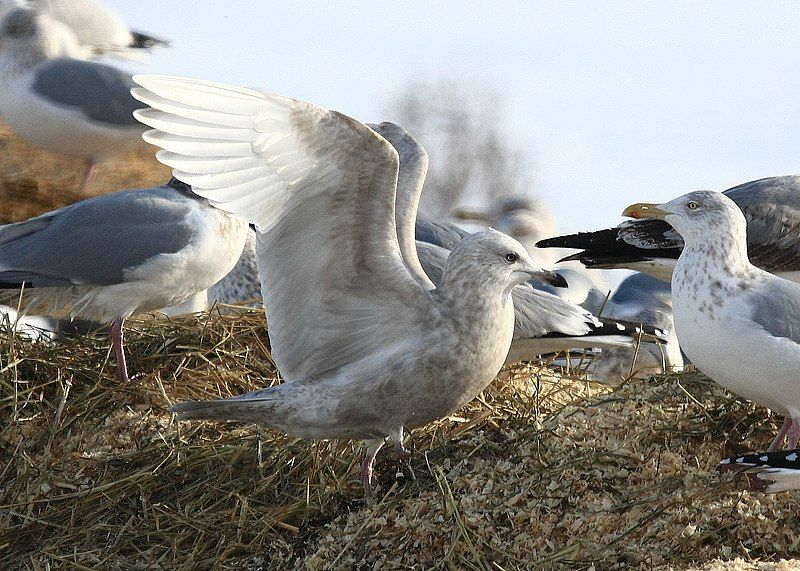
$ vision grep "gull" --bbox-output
[453,195,559,256]
[131,75,578,496]
[718,449,800,493]
[590,272,683,384]
[0,0,168,60]
[207,229,261,308]
[622,191,800,451]
[0,7,146,192]
[0,177,250,381]
[416,239,664,364]
[174,118,663,367]
[538,175,800,284]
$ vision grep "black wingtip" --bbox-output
[167,177,192,194]
[556,252,585,264]
[129,30,170,50]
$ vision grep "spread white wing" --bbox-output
[132,75,435,382]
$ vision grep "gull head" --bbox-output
[0,7,72,62]
[442,228,567,295]
[622,191,747,248]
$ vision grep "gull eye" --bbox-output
[686,201,700,211]
[505,252,518,263]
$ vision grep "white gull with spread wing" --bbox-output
[132,75,568,496]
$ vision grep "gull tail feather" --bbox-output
[171,391,278,423]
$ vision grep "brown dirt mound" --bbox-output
[0,122,170,224]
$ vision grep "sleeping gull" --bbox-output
[131,74,580,496]
[538,175,800,284]
[0,177,249,382]
[718,448,800,493]
[590,272,683,384]
[0,7,146,192]
[0,0,168,60]
[622,191,800,451]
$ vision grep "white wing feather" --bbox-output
[132,75,434,382]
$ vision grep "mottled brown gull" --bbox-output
[623,191,800,452]
[132,75,565,496]
[369,121,662,364]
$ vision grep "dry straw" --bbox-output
[1,307,799,570]
[0,125,798,570]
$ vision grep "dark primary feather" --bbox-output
[129,30,170,49]
[720,449,800,471]
[0,185,196,287]
[538,219,683,268]
[538,175,800,275]
[535,316,666,341]
[32,58,143,127]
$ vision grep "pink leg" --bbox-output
[79,160,97,195]
[768,417,792,451]
[361,439,385,498]
[109,318,130,383]
[788,418,800,449]
[392,427,410,463]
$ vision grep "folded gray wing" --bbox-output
[746,276,800,344]
[416,215,471,250]
[31,58,142,127]
[133,75,433,383]
[725,175,800,273]
[369,122,433,289]
[0,186,195,287]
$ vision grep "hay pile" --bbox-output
[1,308,800,570]
[1,123,800,570]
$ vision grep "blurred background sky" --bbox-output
[108,0,800,235]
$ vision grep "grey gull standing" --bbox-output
[0,177,249,382]
[0,6,146,192]
[622,191,800,451]
[131,74,577,496]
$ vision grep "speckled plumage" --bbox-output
[540,175,800,283]
[626,191,800,451]
[133,75,559,494]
